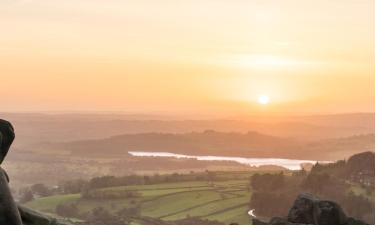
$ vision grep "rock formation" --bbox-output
[0,119,56,225]
[0,119,23,225]
[253,193,370,225]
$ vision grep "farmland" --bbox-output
[26,172,255,225]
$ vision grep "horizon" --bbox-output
[5,110,375,119]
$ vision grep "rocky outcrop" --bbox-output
[18,205,54,225]
[0,120,23,225]
[253,193,369,225]
[0,119,15,164]
[1,119,63,225]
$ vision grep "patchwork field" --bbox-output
[26,178,253,225]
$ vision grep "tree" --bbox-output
[301,172,331,194]
[31,183,51,197]
[342,192,374,219]
[55,203,78,218]
[250,191,295,217]
[206,170,216,183]
[86,207,126,225]
[116,207,140,224]
[250,173,285,191]
[60,179,88,194]
[19,188,34,203]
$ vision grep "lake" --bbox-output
[128,151,328,170]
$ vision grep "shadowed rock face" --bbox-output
[0,120,23,225]
[254,194,369,225]
[18,205,52,225]
[288,193,318,224]
[315,201,347,225]
[0,169,23,225]
[0,119,15,164]
[0,119,57,225]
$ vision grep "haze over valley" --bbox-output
[3,112,375,188]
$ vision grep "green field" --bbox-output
[26,178,253,225]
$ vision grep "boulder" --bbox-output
[345,217,370,225]
[0,119,15,164]
[287,193,318,224]
[0,119,60,225]
[270,217,289,225]
[314,200,347,225]
[253,219,269,225]
[18,205,53,225]
[269,217,312,225]
[0,120,22,225]
[253,194,369,225]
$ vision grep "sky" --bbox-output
[1,0,375,116]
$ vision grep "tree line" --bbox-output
[249,157,375,224]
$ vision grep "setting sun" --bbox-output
[1,0,375,115]
[257,95,270,105]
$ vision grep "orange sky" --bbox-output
[1,0,375,116]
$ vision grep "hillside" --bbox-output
[32,131,375,161]
[26,172,254,225]
[33,130,304,159]
[8,112,375,150]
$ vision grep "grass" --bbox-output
[163,192,250,220]
[25,178,253,225]
[101,181,212,191]
[26,194,80,213]
[142,190,225,218]
[205,205,251,225]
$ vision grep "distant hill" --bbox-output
[345,151,375,186]
[36,130,301,158]
[6,112,375,150]
[306,134,375,159]
[31,129,374,160]
[347,151,375,175]
[309,151,375,187]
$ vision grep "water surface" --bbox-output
[128,151,328,170]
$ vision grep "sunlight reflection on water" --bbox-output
[128,151,330,170]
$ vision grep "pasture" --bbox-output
[26,177,254,225]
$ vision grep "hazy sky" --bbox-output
[1,0,375,115]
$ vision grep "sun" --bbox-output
[257,95,270,105]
